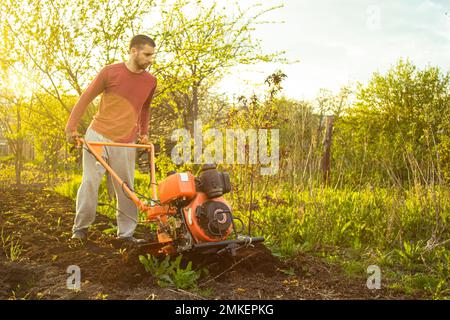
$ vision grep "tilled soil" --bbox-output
[0,185,415,300]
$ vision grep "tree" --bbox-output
[150,0,287,134]
[0,89,31,185]
[1,0,155,133]
[334,59,450,186]
[0,0,156,180]
[0,0,288,183]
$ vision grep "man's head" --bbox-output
[129,34,156,70]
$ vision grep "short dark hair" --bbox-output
[129,35,156,51]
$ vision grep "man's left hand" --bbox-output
[138,135,149,144]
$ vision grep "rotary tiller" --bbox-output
[76,137,264,256]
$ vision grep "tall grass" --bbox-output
[229,182,449,298]
[52,171,157,220]
[231,184,448,253]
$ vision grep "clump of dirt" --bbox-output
[0,258,38,298]
[183,242,281,277]
[0,185,416,300]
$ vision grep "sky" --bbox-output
[214,0,450,101]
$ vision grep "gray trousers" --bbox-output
[72,127,137,238]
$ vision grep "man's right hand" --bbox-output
[65,130,80,145]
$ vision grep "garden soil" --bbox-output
[0,185,417,300]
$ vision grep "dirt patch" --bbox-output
[0,185,415,300]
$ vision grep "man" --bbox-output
[65,34,157,243]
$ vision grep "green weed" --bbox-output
[1,228,23,261]
[139,254,202,290]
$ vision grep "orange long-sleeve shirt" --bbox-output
[65,62,157,143]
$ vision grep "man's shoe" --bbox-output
[71,230,87,241]
[117,236,148,244]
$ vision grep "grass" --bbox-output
[9,285,31,300]
[230,182,450,298]
[52,171,153,221]
[0,162,52,186]
[1,228,23,262]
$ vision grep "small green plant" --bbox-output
[198,287,214,298]
[139,254,202,290]
[102,222,118,235]
[277,267,296,276]
[394,240,425,270]
[341,260,365,277]
[94,292,109,300]
[8,284,31,300]
[1,228,23,261]
[56,217,62,228]
[117,248,128,262]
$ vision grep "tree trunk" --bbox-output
[15,106,23,185]
[192,84,199,122]
[321,115,334,185]
[188,83,200,136]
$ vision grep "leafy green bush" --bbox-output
[139,254,202,290]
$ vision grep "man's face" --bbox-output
[131,44,155,70]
